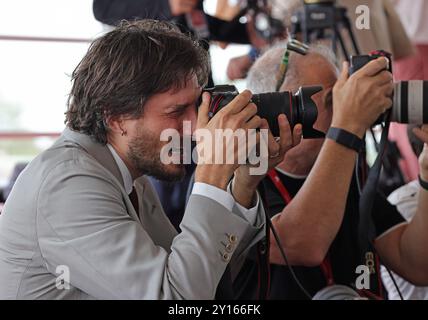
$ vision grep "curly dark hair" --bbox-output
[65,19,210,144]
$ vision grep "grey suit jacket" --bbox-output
[0,128,265,299]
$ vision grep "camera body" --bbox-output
[349,50,392,75]
[204,84,324,139]
[350,50,428,125]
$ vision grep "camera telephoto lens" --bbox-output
[204,85,325,138]
[392,81,428,124]
[350,52,428,125]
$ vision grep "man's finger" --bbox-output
[225,90,252,114]
[292,123,303,148]
[197,92,210,128]
[336,61,349,87]
[413,127,428,144]
[379,97,393,112]
[378,81,394,97]
[354,57,389,78]
[278,114,294,154]
[369,70,393,88]
[245,115,263,130]
[260,118,280,157]
[238,103,258,123]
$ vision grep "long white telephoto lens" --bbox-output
[392,80,428,124]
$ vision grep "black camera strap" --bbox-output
[256,182,272,300]
[358,116,391,256]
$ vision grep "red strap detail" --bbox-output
[267,169,335,285]
[375,254,384,298]
[267,169,292,204]
[320,256,335,286]
[210,95,223,115]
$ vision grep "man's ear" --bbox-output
[106,116,128,136]
[106,115,125,135]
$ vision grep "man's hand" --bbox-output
[169,0,198,16]
[194,91,263,190]
[227,54,253,80]
[232,115,302,208]
[413,125,428,181]
[332,57,394,138]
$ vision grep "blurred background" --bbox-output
[0,0,249,189]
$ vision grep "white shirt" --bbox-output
[381,180,428,300]
[106,144,259,224]
[391,0,428,44]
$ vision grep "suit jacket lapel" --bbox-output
[61,128,124,187]
[60,128,176,248]
[60,128,146,222]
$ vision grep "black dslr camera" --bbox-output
[349,50,428,125]
[204,85,325,139]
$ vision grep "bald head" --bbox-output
[247,43,339,95]
[246,43,340,175]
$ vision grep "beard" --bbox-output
[127,128,186,182]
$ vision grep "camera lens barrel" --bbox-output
[252,87,324,138]
[392,80,428,124]
[252,92,297,137]
[206,85,324,138]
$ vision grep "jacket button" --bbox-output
[225,243,234,253]
[221,252,230,262]
[228,234,237,244]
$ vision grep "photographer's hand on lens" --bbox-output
[332,57,394,138]
[194,90,263,190]
[413,125,428,181]
[232,115,302,208]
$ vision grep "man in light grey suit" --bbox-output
[0,20,300,299]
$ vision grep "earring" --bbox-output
[121,129,127,136]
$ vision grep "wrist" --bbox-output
[234,167,262,190]
[326,127,364,153]
[195,166,230,190]
[330,120,366,139]
[231,176,258,209]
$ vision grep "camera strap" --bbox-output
[358,118,391,256]
[267,169,335,287]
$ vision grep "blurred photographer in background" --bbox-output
[226,0,414,80]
